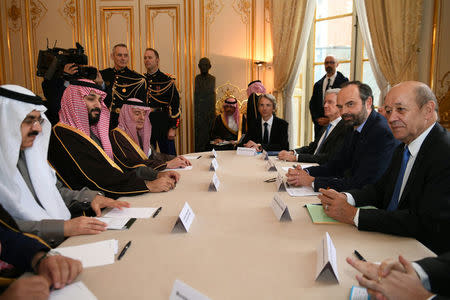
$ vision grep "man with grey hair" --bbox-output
[99,43,147,128]
[278,88,349,164]
[309,55,349,138]
[241,93,289,151]
[318,81,450,254]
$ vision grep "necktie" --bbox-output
[325,78,331,91]
[315,124,332,154]
[263,122,269,144]
[387,146,411,211]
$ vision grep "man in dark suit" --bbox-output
[319,81,450,254]
[0,204,82,296]
[242,94,289,151]
[347,252,450,299]
[278,88,349,164]
[287,81,399,192]
[309,55,349,138]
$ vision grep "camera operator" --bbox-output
[37,43,104,125]
[41,63,104,126]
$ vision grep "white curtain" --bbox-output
[273,0,316,148]
[355,0,390,105]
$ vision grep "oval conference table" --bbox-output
[57,150,434,299]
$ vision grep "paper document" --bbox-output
[183,155,200,160]
[286,185,319,197]
[104,207,157,219]
[95,217,132,230]
[306,205,377,224]
[56,239,118,268]
[50,281,98,300]
[306,204,341,224]
[164,165,193,171]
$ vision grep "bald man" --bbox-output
[309,55,349,138]
[318,81,450,254]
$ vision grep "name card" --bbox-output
[170,279,211,300]
[210,148,217,158]
[276,172,286,191]
[262,150,269,160]
[236,147,257,156]
[315,232,340,283]
[271,193,292,221]
[266,159,277,172]
[172,202,195,233]
[208,172,220,191]
[209,158,219,171]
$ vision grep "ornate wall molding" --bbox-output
[60,0,76,26]
[30,0,47,27]
[205,0,223,25]
[100,7,134,69]
[232,0,250,24]
[146,5,181,92]
[8,0,21,31]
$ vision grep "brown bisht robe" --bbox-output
[110,127,175,171]
[48,123,149,199]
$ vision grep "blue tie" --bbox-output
[316,124,331,154]
[387,146,411,211]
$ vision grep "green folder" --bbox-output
[305,204,377,224]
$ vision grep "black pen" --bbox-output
[152,206,162,218]
[354,250,367,261]
[264,177,276,183]
[118,241,132,260]
[303,203,322,207]
[197,155,202,159]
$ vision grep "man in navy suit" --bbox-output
[319,81,450,254]
[0,205,82,297]
[278,88,349,164]
[286,81,399,192]
[309,55,349,138]
[241,94,289,151]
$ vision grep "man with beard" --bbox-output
[0,84,130,247]
[210,96,244,150]
[309,56,349,138]
[48,80,176,199]
[318,81,450,254]
[286,81,399,192]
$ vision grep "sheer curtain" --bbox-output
[364,0,423,87]
[355,0,390,105]
[270,0,316,147]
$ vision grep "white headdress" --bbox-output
[0,84,70,221]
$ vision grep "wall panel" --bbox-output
[99,6,135,69]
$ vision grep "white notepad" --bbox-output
[103,207,157,219]
[95,217,131,230]
[56,239,118,268]
[50,281,98,300]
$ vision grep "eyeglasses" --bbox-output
[23,117,45,126]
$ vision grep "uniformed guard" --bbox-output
[100,43,147,128]
[144,48,180,155]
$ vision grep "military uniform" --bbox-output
[100,67,147,128]
[146,69,180,155]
